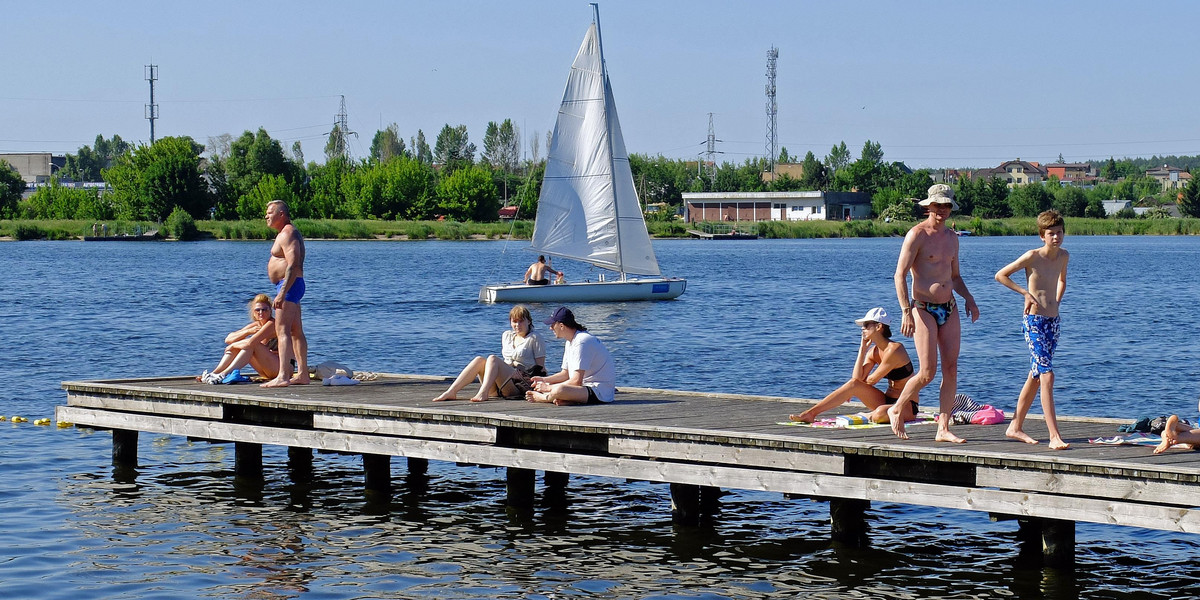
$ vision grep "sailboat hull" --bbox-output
[479,278,686,303]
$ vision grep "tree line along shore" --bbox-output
[5,216,1200,242]
[4,129,1200,239]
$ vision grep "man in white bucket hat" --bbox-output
[889,183,979,442]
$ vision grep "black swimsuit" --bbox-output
[882,362,915,404]
[884,362,914,382]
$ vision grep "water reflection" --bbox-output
[7,238,1200,598]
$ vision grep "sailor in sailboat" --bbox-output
[476,5,685,303]
[523,255,561,286]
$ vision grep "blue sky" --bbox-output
[4,0,1199,169]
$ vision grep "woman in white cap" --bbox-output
[789,307,917,424]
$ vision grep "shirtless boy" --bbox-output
[889,184,980,442]
[995,209,1070,449]
[262,200,309,387]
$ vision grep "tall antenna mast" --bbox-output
[764,46,778,174]
[705,112,721,185]
[145,64,159,143]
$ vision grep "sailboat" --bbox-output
[478,5,686,304]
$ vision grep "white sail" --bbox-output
[530,21,661,276]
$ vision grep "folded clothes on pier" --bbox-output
[780,412,938,429]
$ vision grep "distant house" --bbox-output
[1102,200,1132,216]
[929,169,964,184]
[497,206,520,220]
[682,191,872,222]
[1146,165,1193,191]
[0,152,66,185]
[1132,205,1181,218]
[973,159,1047,188]
[760,163,806,183]
[1044,162,1095,184]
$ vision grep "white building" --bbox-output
[682,191,872,222]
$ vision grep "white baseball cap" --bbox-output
[854,307,891,326]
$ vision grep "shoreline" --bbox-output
[5,216,1200,241]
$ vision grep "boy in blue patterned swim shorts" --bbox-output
[995,209,1070,450]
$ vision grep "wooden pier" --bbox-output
[58,374,1200,567]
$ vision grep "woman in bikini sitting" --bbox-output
[789,307,918,424]
[198,293,280,383]
[433,305,546,402]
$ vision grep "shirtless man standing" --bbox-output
[888,184,979,442]
[524,255,560,286]
[262,200,309,387]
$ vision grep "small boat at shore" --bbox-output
[478,5,685,304]
[83,229,161,241]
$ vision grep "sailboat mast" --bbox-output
[590,3,627,280]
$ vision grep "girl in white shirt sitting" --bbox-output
[433,305,546,402]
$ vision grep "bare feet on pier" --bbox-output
[935,415,966,443]
[260,378,290,388]
[888,406,908,440]
[290,375,311,385]
[432,392,457,402]
[1047,437,1070,450]
[1154,415,1180,454]
[788,410,816,423]
[1006,426,1038,444]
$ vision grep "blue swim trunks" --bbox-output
[915,298,956,326]
[276,277,305,304]
[1023,314,1060,379]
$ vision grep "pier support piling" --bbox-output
[830,498,870,546]
[363,454,392,496]
[506,467,536,509]
[406,457,429,477]
[1017,518,1076,568]
[234,442,262,479]
[545,471,570,489]
[287,447,313,482]
[111,429,138,467]
[671,483,721,525]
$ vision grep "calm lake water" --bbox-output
[2,236,1198,599]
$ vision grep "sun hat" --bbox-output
[918,183,960,211]
[854,307,891,326]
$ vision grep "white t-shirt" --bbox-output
[502,330,545,370]
[560,331,615,402]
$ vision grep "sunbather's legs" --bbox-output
[434,356,486,401]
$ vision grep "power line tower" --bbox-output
[764,46,778,174]
[144,64,159,143]
[704,112,721,185]
[329,94,358,161]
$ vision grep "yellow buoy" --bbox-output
[12,416,28,423]
[34,418,51,426]
[57,421,74,428]
[0,416,6,421]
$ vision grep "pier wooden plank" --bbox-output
[58,374,1200,535]
[313,414,496,443]
[53,404,1200,533]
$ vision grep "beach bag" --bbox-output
[314,361,354,381]
[970,405,1006,425]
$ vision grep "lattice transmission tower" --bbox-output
[329,95,358,161]
[704,113,721,185]
[764,46,778,174]
[145,64,159,143]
